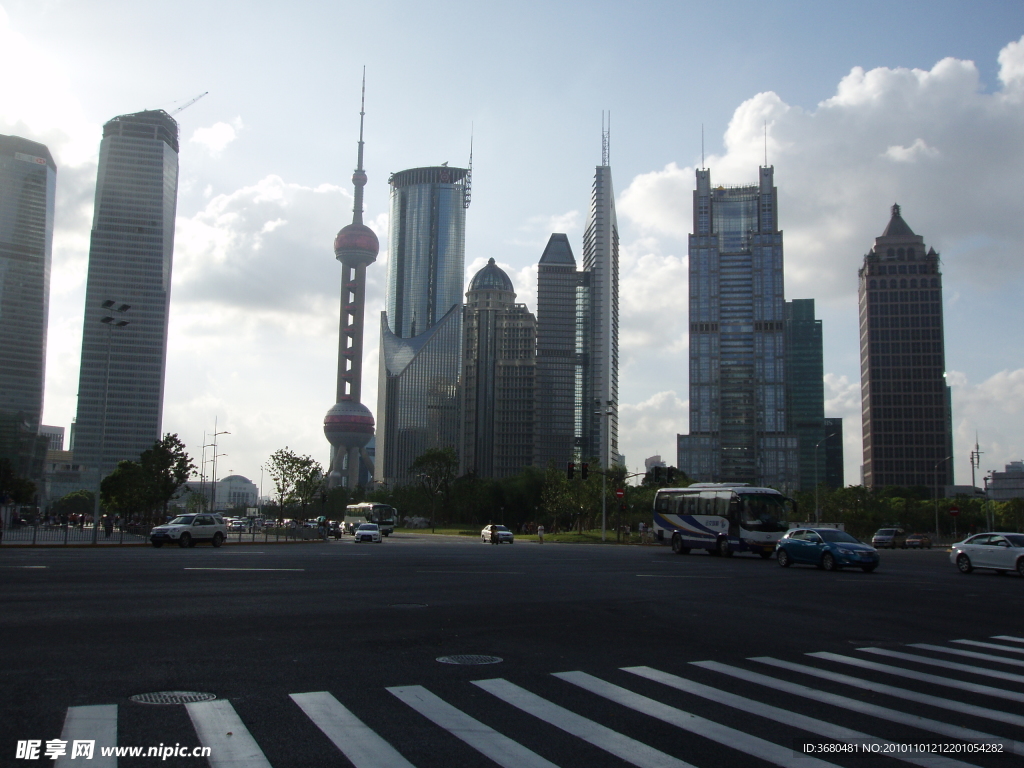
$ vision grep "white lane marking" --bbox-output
[388,685,558,768]
[625,666,975,768]
[697,660,1024,756]
[809,652,1024,704]
[992,635,1024,644]
[472,678,694,768]
[634,575,729,579]
[859,647,1024,684]
[185,699,273,768]
[910,643,1024,669]
[556,671,836,768]
[0,565,48,568]
[750,656,1024,733]
[55,705,117,768]
[953,639,1024,655]
[415,570,525,574]
[290,691,415,768]
[183,568,304,571]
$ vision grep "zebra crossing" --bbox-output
[51,635,1024,767]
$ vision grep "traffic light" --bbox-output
[581,463,589,480]
[666,467,676,483]
[567,462,575,480]
[653,466,663,483]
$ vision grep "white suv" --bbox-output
[150,514,228,548]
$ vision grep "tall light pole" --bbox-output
[209,418,229,512]
[92,300,130,544]
[813,433,835,525]
[933,455,952,538]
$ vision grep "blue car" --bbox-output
[776,528,879,572]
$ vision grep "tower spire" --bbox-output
[601,110,610,166]
[352,66,367,225]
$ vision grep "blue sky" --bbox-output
[2,0,1023,491]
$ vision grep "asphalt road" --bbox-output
[2,534,1022,767]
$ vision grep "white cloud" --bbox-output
[618,391,687,472]
[883,138,940,162]
[189,118,243,155]
[998,34,1024,90]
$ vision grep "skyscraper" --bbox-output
[677,165,798,490]
[72,110,179,482]
[0,135,56,480]
[461,259,536,478]
[376,165,469,485]
[579,135,620,469]
[858,204,952,493]
[784,298,825,492]
[823,417,844,489]
[534,234,579,469]
[324,76,378,489]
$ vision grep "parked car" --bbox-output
[776,528,879,572]
[150,514,227,548]
[481,525,514,544]
[354,523,382,543]
[950,533,1024,577]
[905,533,932,549]
[871,527,906,549]
[228,519,248,532]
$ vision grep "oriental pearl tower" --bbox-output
[324,73,378,489]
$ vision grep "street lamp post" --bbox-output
[92,300,130,544]
[208,418,230,512]
[933,455,952,539]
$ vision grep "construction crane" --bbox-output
[169,91,208,116]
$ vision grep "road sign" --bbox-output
[615,488,624,499]
[948,506,960,517]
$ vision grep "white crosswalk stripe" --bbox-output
[555,670,838,768]
[185,699,273,768]
[290,691,416,768]
[473,677,696,768]
[54,705,117,768]
[910,642,1024,668]
[387,685,559,768]
[45,635,1024,768]
[858,646,1024,684]
[808,651,1024,703]
[703,658,1024,755]
[623,665,975,768]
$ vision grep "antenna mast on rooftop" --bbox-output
[601,111,610,166]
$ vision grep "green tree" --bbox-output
[293,455,325,520]
[51,489,95,518]
[140,433,195,521]
[101,460,154,518]
[410,447,458,529]
[265,447,321,520]
[0,458,36,505]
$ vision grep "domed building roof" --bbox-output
[469,258,514,292]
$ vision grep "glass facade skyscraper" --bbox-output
[858,204,952,493]
[784,298,825,492]
[677,166,798,490]
[580,164,620,468]
[376,166,468,485]
[72,110,180,482]
[0,135,56,480]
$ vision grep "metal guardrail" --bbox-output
[0,524,332,546]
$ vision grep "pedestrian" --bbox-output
[537,523,545,544]
[491,524,500,545]
[103,515,113,538]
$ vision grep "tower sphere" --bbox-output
[324,400,375,450]
[334,223,379,266]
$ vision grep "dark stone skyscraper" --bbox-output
[460,259,536,478]
[858,204,952,492]
[73,111,179,482]
[677,165,798,490]
[0,135,56,479]
[324,77,378,489]
[534,234,579,469]
[376,165,469,485]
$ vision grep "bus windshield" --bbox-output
[735,493,788,532]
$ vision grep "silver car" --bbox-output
[950,532,1024,576]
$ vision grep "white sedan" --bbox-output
[354,523,382,543]
[950,532,1024,577]
[481,525,514,544]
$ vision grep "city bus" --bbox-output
[652,483,795,558]
[344,503,397,536]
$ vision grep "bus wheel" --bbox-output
[717,537,733,558]
[670,534,689,555]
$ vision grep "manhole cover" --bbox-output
[437,655,503,665]
[130,691,217,705]
[390,603,428,609]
